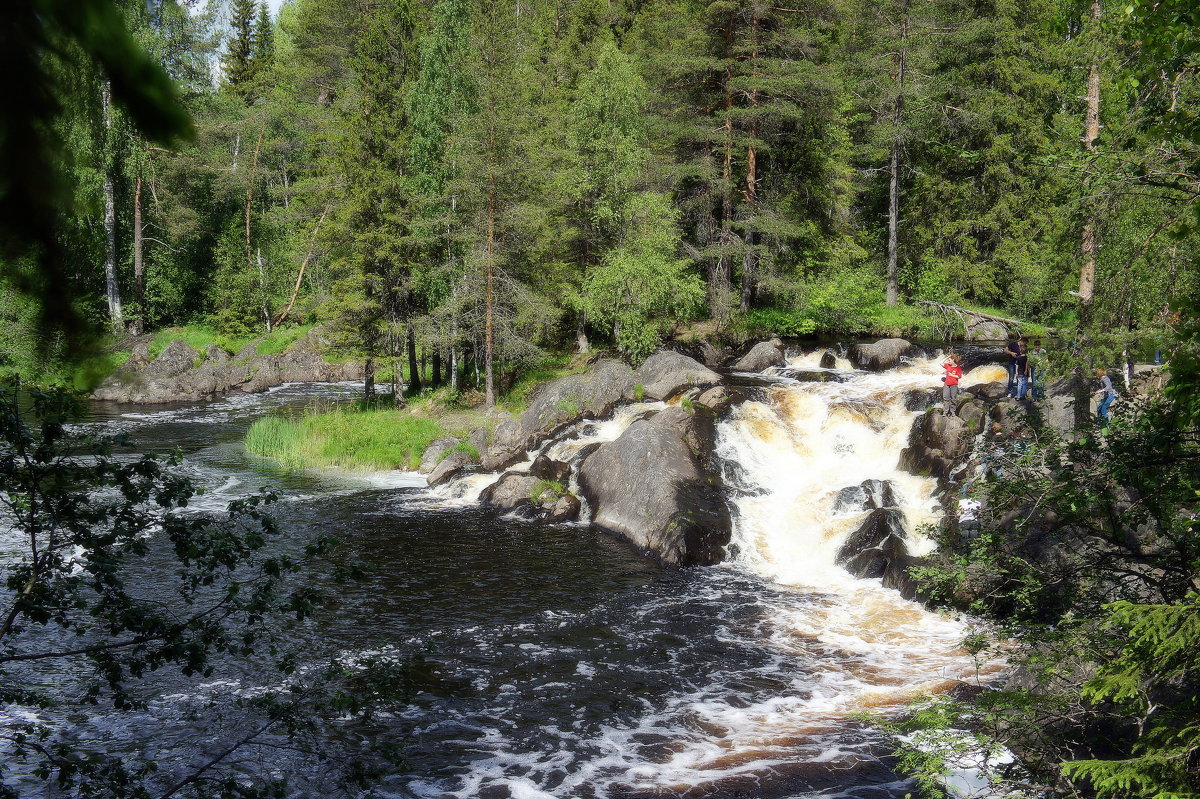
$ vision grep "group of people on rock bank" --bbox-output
[939,336,1118,424]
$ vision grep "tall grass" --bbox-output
[245,409,443,472]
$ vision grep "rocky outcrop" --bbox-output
[630,351,721,401]
[963,380,1008,401]
[899,411,969,481]
[837,508,908,579]
[93,332,364,404]
[478,470,582,522]
[833,479,897,514]
[730,339,786,373]
[848,338,914,371]
[577,406,730,566]
[966,318,1009,341]
[483,359,635,470]
[819,351,837,369]
[419,437,462,474]
[428,449,475,487]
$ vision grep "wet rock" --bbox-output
[963,380,1008,401]
[427,449,474,487]
[731,339,786,373]
[419,437,461,474]
[833,480,898,514]
[904,389,934,412]
[899,410,968,481]
[483,359,635,470]
[881,553,926,600]
[837,508,906,559]
[848,338,913,371]
[694,386,749,415]
[479,472,540,513]
[631,350,721,401]
[778,369,843,383]
[819,350,837,369]
[578,406,730,566]
[546,493,582,523]
[530,454,571,485]
[837,508,908,579]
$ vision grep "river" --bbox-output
[5,355,1006,798]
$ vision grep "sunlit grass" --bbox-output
[148,324,314,360]
[245,409,443,472]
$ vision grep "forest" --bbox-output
[4,0,1199,400]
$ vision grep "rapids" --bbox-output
[1,356,1005,798]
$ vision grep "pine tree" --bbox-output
[223,0,257,88]
[252,1,275,75]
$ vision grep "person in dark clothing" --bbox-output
[1015,341,1031,399]
[1004,337,1024,397]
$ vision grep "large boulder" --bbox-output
[848,339,914,371]
[577,406,730,566]
[837,508,908,579]
[899,410,968,481]
[819,351,838,369]
[427,449,474,487]
[966,319,1009,341]
[478,472,541,513]
[963,381,1008,402]
[630,350,721,401]
[482,359,635,470]
[731,339,786,373]
[833,479,898,515]
[419,437,462,474]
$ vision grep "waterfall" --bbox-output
[717,352,1003,587]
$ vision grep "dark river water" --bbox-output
[3,373,996,799]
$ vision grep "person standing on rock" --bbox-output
[942,352,963,416]
[1028,340,1048,401]
[1095,368,1117,425]
[1015,341,1031,400]
[1004,336,1023,397]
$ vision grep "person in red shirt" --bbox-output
[942,353,963,416]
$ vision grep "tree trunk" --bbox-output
[246,116,267,327]
[101,81,124,333]
[1079,0,1101,313]
[886,11,908,308]
[274,205,329,327]
[485,172,497,408]
[740,10,760,313]
[407,323,421,393]
[364,357,376,403]
[131,172,144,335]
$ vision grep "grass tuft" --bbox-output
[245,409,443,472]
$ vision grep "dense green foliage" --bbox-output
[4,0,1196,396]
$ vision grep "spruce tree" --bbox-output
[223,0,257,88]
